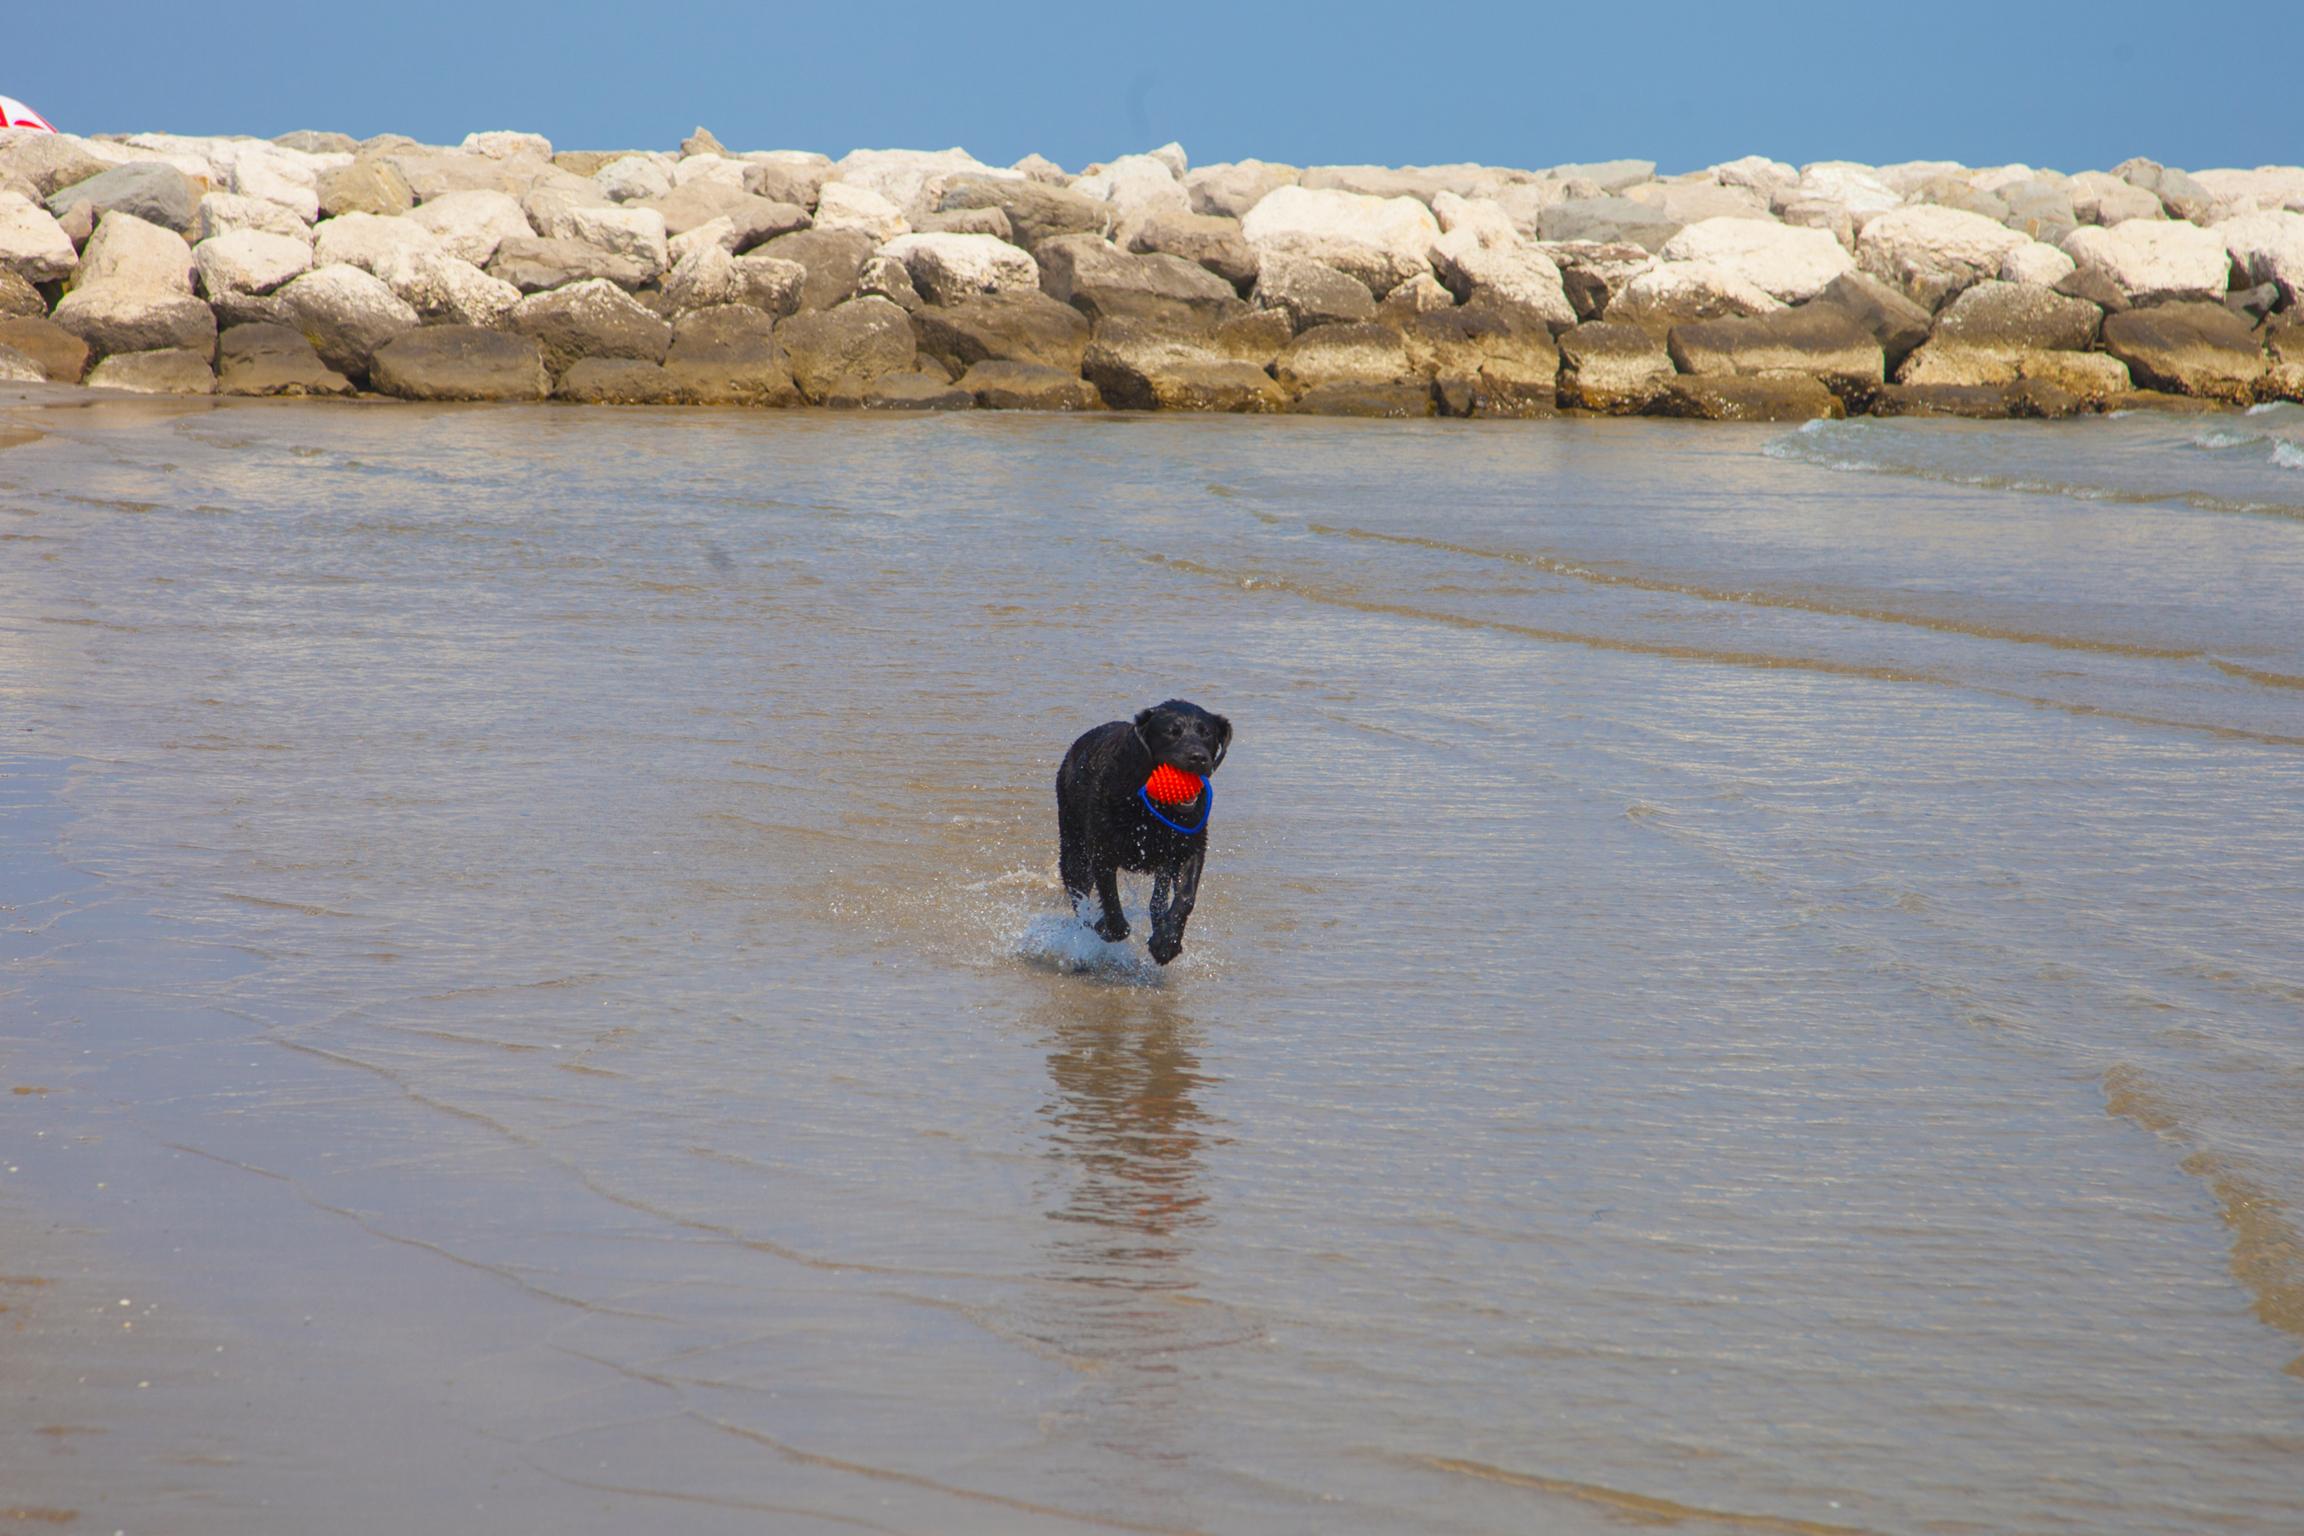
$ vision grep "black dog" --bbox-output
[1056,700,1232,965]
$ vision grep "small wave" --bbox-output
[2275,441,2304,473]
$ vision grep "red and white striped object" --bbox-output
[0,96,57,132]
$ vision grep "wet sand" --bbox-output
[3,394,2301,1534]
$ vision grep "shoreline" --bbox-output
[2,128,2299,421]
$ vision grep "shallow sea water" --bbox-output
[2,395,2301,1535]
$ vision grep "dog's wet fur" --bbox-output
[1056,699,1232,965]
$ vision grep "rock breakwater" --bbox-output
[5,126,2302,418]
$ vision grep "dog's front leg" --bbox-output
[1147,850,1202,965]
[1091,858,1129,943]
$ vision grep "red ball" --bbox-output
[1144,763,1204,805]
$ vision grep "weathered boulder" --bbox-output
[1275,321,1414,389]
[1655,217,1853,302]
[1428,234,1576,328]
[1072,153,1191,222]
[755,227,877,311]
[195,191,310,242]
[857,252,921,308]
[370,247,520,327]
[48,162,200,234]
[833,147,1010,217]
[557,356,678,404]
[317,157,414,218]
[215,322,352,395]
[0,342,44,383]
[1622,180,1773,227]
[1036,233,1241,325]
[49,285,215,359]
[911,290,1090,373]
[1710,155,1800,200]
[1783,163,1900,219]
[1377,272,1456,321]
[936,174,1104,248]
[193,228,312,297]
[277,263,420,377]
[2068,171,2163,227]
[0,132,109,199]
[841,370,975,411]
[0,192,77,282]
[1651,374,1844,421]
[378,147,550,204]
[1867,382,2073,419]
[1292,381,1435,417]
[0,266,40,318]
[1607,260,1784,333]
[776,294,916,401]
[462,130,552,161]
[1808,270,1933,372]
[1535,197,1680,251]
[313,210,439,273]
[1010,153,1068,186]
[1186,160,1299,220]
[2011,350,2132,402]
[532,202,670,279]
[2262,315,2304,400]
[643,181,809,244]
[485,236,656,293]
[1667,305,1884,395]
[507,277,673,375]
[915,205,1013,240]
[2102,303,2267,402]
[1540,240,1652,321]
[2060,219,2229,308]
[1777,199,1855,250]
[1556,321,1674,411]
[660,305,800,406]
[87,347,216,394]
[1126,211,1257,293]
[1082,320,1286,411]
[1856,205,2028,309]
[2113,159,2218,224]
[813,182,909,241]
[1926,279,2102,355]
[957,359,1100,410]
[0,317,90,381]
[875,231,1038,305]
[732,158,824,210]
[2214,210,2304,306]
[1399,307,1559,415]
[1251,254,1376,331]
[2193,167,2304,215]
[596,154,675,204]
[1999,239,2076,287]
[1241,185,1439,292]
[369,326,549,400]
[69,211,194,293]
[406,189,533,266]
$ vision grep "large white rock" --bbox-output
[1241,185,1440,292]
[875,231,1039,305]
[1709,155,1798,196]
[194,228,312,296]
[1606,260,1784,329]
[406,189,532,265]
[2000,239,2077,287]
[371,246,521,328]
[2067,171,2162,226]
[194,192,311,242]
[1185,159,1299,219]
[2215,209,2304,304]
[813,181,909,241]
[1791,162,1900,216]
[1427,229,1575,325]
[834,147,1014,215]
[69,211,193,294]
[312,211,442,273]
[0,191,78,283]
[461,131,553,161]
[2062,219,2231,305]
[1878,159,1971,194]
[1072,153,1190,220]
[2192,166,2304,214]
[1856,204,2028,308]
[1657,216,1853,302]
[537,203,669,276]
[671,154,749,191]
[1430,191,1518,247]
[224,147,321,223]
[595,154,675,204]
[276,264,421,374]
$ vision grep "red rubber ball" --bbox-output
[1144,764,1204,805]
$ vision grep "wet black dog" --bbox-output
[1056,700,1232,965]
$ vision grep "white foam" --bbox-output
[1016,910,1167,983]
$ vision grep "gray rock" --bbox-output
[1275,321,1414,389]
[1251,254,1376,332]
[1081,319,1285,411]
[558,357,679,404]
[858,253,922,309]
[369,325,550,400]
[378,148,548,203]
[2227,281,2281,323]
[2000,179,2079,244]
[51,286,217,359]
[0,134,109,199]
[958,360,1100,411]
[661,304,800,406]
[1810,271,1933,372]
[1185,160,1300,220]
[1651,374,1844,421]
[1543,160,1656,194]
[485,236,656,293]
[319,159,415,219]
[2263,314,2304,401]
[1536,197,1680,252]
[508,278,673,375]
[1400,307,1559,416]
[277,264,420,378]
[1126,211,1257,294]
[1667,306,1884,398]
[742,160,828,210]
[275,130,360,155]
[776,294,917,402]
[216,323,353,396]
[1539,241,1653,321]
[911,291,1090,373]
[1927,279,2102,354]
[848,370,974,411]
[1037,233,1242,326]
[48,162,200,235]
[0,316,89,381]
[916,206,1014,241]
[1291,381,1435,417]
[755,227,877,311]
[2103,303,2268,403]
[1556,321,1676,412]
[87,347,215,394]
[937,175,1106,249]
[2114,158,2219,224]
[1869,381,2086,419]
[1211,309,1294,369]
[1377,273,1457,322]
[645,183,811,244]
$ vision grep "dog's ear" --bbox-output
[1211,714,1232,770]
[1133,707,1156,729]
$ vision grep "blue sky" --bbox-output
[24,2,2296,176]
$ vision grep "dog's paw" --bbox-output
[1093,914,1131,943]
[1148,933,1182,965]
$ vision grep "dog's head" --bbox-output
[1134,699,1232,777]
